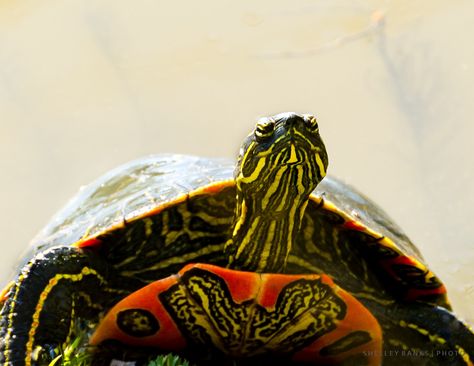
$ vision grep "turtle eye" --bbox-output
[303,114,319,132]
[255,118,275,141]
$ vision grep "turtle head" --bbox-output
[226,112,328,272]
[235,112,328,204]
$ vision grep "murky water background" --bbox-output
[0,0,472,324]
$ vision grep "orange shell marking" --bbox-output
[89,275,186,350]
[91,264,382,364]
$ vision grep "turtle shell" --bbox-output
[3,153,469,366]
[29,154,233,254]
[25,154,447,308]
[90,262,383,366]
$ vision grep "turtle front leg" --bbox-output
[0,246,118,366]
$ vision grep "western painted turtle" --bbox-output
[0,113,473,366]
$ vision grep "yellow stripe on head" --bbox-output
[316,153,327,178]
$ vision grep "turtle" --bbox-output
[0,112,473,366]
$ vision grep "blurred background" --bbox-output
[0,0,472,324]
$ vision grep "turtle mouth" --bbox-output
[285,160,303,167]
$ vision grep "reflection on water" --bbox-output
[0,0,472,325]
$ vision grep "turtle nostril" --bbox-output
[283,113,304,129]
